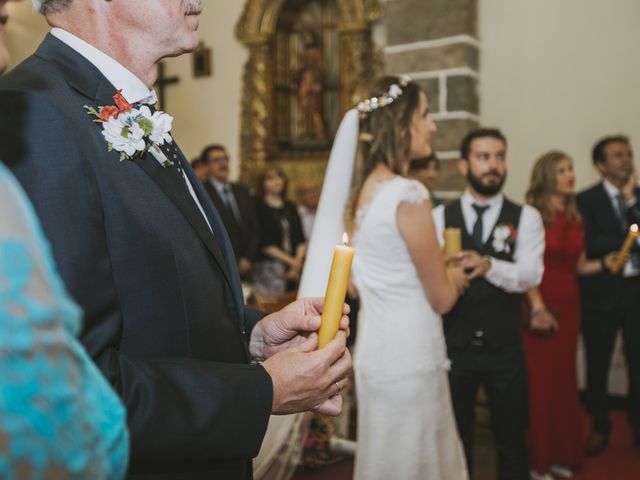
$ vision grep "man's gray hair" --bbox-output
[32,0,74,15]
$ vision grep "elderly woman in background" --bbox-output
[253,166,306,296]
[523,151,617,480]
[0,1,128,477]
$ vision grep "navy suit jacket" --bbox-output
[577,182,640,311]
[0,34,272,478]
[203,181,260,263]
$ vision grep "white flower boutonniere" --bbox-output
[492,223,518,255]
[84,90,174,163]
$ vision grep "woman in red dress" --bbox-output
[524,151,617,480]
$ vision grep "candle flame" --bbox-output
[632,224,639,234]
[342,232,349,245]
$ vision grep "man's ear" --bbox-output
[457,158,469,178]
[594,160,607,176]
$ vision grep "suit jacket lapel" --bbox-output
[136,152,234,291]
[177,155,245,315]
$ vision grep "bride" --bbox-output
[300,75,469,479]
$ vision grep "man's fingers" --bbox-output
[314,395,343,416]
[296,333,318,353]
[328,349,352,385]
[315,330,348,362]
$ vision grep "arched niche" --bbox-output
[236,0,381,187]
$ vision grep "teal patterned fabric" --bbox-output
[0,162,129,479]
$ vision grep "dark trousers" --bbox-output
[448,344,529,480]
[582,277,640,438]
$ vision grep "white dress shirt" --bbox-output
[602,179,640,277]
[51,28,213,233]
[433,190,545,293]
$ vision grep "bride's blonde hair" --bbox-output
[344,76,423,232]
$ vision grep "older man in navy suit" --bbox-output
[0,1,351,478]
[578,135,640,457]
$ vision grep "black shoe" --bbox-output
[584,431,609,457]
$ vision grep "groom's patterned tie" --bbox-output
[472,204,490,249]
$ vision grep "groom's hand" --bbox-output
[249,297,350,360]
[261,330,352,416]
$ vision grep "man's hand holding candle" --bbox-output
[251,298,352,416]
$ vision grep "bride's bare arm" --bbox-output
[397,199,466,314]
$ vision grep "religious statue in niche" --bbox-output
[294,31,327,141]
[274,0,341,153]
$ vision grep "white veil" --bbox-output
[254,110,360,480]
[298,109,360,297]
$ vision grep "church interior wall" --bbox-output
[480,0,640,202]
[6,1,640,198]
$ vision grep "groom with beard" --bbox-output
[433,129,545,480]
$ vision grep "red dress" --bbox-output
[523,210,584,473]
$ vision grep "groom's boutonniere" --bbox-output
[84,90,174,163]
[492,223,518,254]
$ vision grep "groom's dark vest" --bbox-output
[443,198,523,349]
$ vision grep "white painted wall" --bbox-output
[5,1,248,178]
[480,0,640,202]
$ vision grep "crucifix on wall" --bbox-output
[154,61,180,111]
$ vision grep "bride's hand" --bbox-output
[446,265,468,296]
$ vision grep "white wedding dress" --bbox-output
[351,176,468,480]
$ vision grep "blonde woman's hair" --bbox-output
[344,76,423,232]
[526,150,581,225]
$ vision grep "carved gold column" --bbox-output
[240,41,273,185]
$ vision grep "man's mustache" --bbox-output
[184,0,202,15]
[483,170,502,178]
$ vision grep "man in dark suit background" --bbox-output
[202,144,259,279]
[577,135,640,456]
[0,1,351,478]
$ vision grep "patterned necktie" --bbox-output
[472,204,490,249]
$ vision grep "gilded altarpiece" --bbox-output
[236,0,382,189]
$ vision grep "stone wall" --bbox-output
[383,0,479,196]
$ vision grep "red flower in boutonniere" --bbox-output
[98,105,120,121]
[84,89,174,162]
[113,90,133,112]
[95,90,134,121]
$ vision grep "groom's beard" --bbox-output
[184,0,202,15]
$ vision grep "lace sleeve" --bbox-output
[398,179,430,206]
[0,165,129,479]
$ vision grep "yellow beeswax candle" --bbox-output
[443,228,462,256]
[610,224,639,274]
[317,233,355,349]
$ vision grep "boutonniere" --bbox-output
[84,90,174,163]
[492,223,518,254]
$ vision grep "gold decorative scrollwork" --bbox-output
[236,0,382,187]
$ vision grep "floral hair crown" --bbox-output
[357,75,412,116]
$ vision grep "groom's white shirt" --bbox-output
[432,189,545,293]
[51,28,213,233]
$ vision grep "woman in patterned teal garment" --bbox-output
[0,161,129,479]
